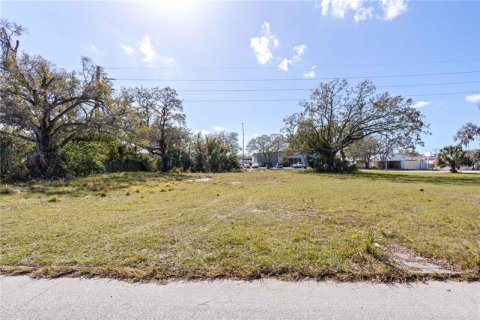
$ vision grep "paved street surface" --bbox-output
[1,276,479,319]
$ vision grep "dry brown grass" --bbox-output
[1,170,479,282]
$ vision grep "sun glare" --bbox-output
[150,0,197,12]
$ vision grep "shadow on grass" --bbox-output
[354,171,480,186]
[298,170,480,186]
[7,172,192,197]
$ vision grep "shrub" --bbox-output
[436,145,473,173]
[61,141,107,177]
[308,155,358,173]
[0,135,33,181]
[0,185,19,195]
[85,180,108,192]
[47,196,59,202]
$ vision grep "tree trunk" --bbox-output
[159,137,170,172]
[30,131,60,178]
[161,152,170,172]
[450,163,458,173]
[325,150,336,171]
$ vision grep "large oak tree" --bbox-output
[127,87,188,172]
[284,79,429,171]
[0,19,113,177]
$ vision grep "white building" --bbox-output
[251,151,308,167]
[369,154,433,170]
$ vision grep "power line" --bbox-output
[103,58,480,70]
[182,91,479,103]
[109,70,480,82]
[168,80,480,92]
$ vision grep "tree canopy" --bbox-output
[456,122,480,147]
[0,19,243,180]
[126,87,188,172]
[345,135,381,169]
[247,134,286,167]
[191,131,240,172]
[0,19,113,177]
[284,79,429,171]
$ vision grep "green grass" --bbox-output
[1,170,479,281]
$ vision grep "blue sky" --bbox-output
[1,0,479,153]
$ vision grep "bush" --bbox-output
[47,196,59,202]
[0,134,33,181]
[308,156,358,173]
[138,154,157,172]
[0,185,20,195]
[85,180,108,191]
[61,141,107,177]
[105,142,156,173]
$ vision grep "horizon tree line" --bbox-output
[1,19,477,180]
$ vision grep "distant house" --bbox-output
[367,151,480,171]
[252,151,309,167]
[239,155,253,166]
[369,154,433,170]
[250,150,479,171]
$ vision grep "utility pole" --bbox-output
[94,65,101,118]
[242,122,245,170]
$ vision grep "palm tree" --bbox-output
[435,145,472,173]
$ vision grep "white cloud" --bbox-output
[250,23,308,71]
[261,22,279,48]
[278,58,292,71]
[354,6,374,22]
[293,44,307,58]
[252,133,259,138]
[320,0,363,19]
[465,93,480,104]
[250,37,272,65]
[317,0,407,22]
[132,35,175,67]
[303,65,317,78]
[89,45,102,55]
[139,35,155,64]
[250,22,279,65]
[120,44,136,56]
[380,0,408,21]
[412,100,431,108]
[278,44,307,71]
[212,125,226,132]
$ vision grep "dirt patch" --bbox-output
[0,186,21,195]
[211,212,231,220]
[376,243,459,275]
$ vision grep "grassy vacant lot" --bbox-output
[1,170,479,281]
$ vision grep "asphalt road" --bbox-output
[1,276,479,319]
